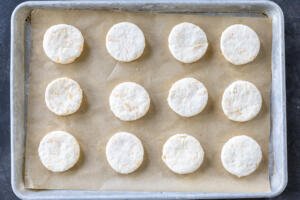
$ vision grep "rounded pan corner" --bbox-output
[11,180,29,200]
[268,176,288,198]
[263,0,284,13]
[260,0,284,21]
[11,1,33,22]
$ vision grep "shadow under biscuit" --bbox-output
[129,147,149,176]
[65,146,85,174]
[77,92,89,114]
[74,41,90,64]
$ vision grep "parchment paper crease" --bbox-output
[25,9,272,193]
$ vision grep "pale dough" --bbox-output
[38,131,80,172]
[168,22,208,63]
[167,77,208,117]
[162,134,204,174]
[220,24,260,65]
[43,24,84,64]
[109,82,150,121]
[221,135,262,177]
[106,132,144,174]
[45,77,83,116]
[106,22,145,62]
[222,80,262,122]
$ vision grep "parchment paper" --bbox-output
[25,9,272,193]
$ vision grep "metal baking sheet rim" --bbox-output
[10,0,287,199]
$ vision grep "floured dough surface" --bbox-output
[221,135,262,177]
[106,132,144,174]
[220,24,260,65]
[38,131,80,172]
[162,134,204,174]
[106,22,145,62]
[222,80,262,122]
[45,77,83,116]
[109,82,150,121]
[168,22,208,63]
[167,77,208,117]
[43,24,84,64]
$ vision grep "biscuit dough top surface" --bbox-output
[162,134,204,174]
[222,80,262,122]
[38,131,80,172]
[167,77,208,117]
[109,82,150,121]
[106,22,145,62]
[43,24,84,64]
[220,24,260,65]
[45,77,83,116]
[221,135,262,177]
[106,132,144,174]
[168,22,208,63]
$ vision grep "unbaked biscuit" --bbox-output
[109,82,150,121]
[222,80,262,122]
[38,131,80,172]
[106,22,145,62]
[162,134,204,174]
[106,132,144,174]
[220,24,260,65]
[43,24,84,64]
[45,77,83,116]
[221,135,262,177]
[168,22,208,63]
[167,77,208,117]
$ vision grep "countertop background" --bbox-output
[1,0,299,199]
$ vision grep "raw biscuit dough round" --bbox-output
[162,134,204,174]
[167,77,208,117]
[106,22,145,62]
[45,77,83,116]
[43,24,84,64]
[221,135,262,177]
[168,22,208,63]
[38,131,80,172]
[106,132,144,174]
[109,82,150,121]
[220,24,260,65]
[222,80,262,122]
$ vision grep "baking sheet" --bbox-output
[24,9,272,193]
